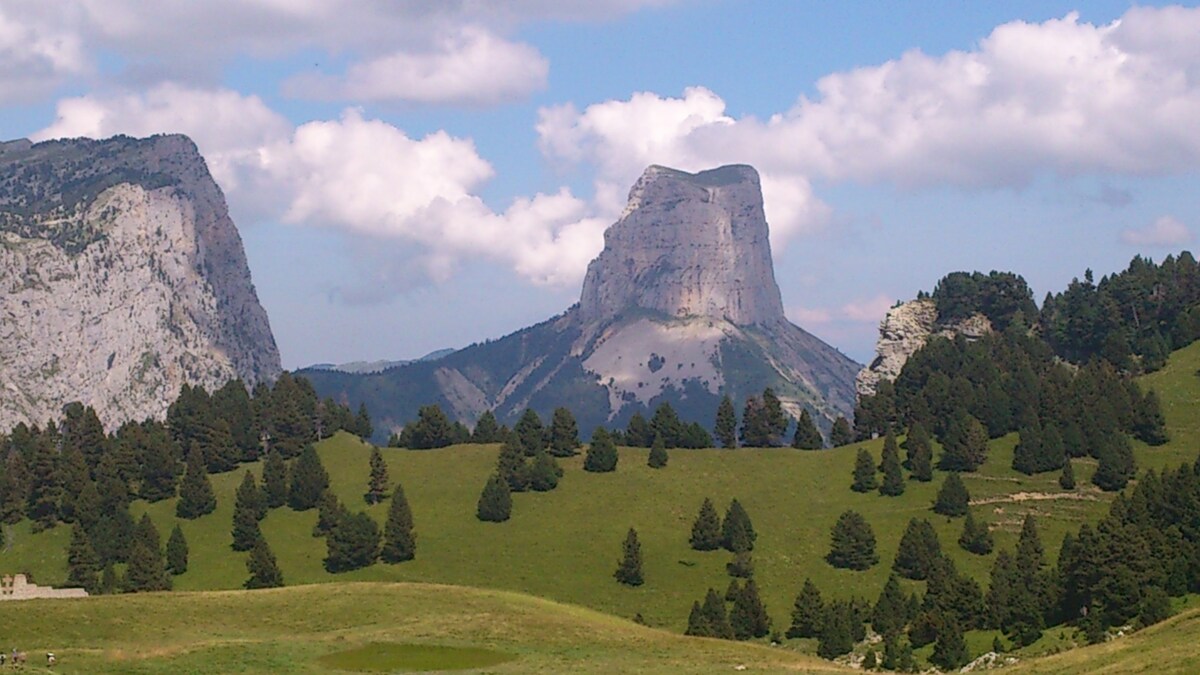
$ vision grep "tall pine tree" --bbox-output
[879,433,905,496]
[690,498,722,551]
[365,447,389,505]
[288,445,330,510]
[176,446,216,519]
[245,536,283,589]
[380,482,416,563]
[614,528,645,586]
[714,396,738,449]
[792,409,824,449]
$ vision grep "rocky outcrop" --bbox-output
[304,164,860,439]
[856,298,992,398]
[0,134,281,430]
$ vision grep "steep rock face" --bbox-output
[0,135,281,429]
[304,164,859,439]
[578,165,785,326]
[855,298,992,398]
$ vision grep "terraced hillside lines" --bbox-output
[0,583,847,674]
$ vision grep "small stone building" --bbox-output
[0,574,87,600]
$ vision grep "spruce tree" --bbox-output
[907,422,934,481]
[56,446,90,524]
[245,536,284,589]
[879,433,905,496]
[312,490,345,537]
[355,402,373,440]
[647,434,669,468]
[761,388,788,445]
[324,510,381,572]
[651,402,685,448]
[380,482,416,563]
[100,562,119,594]
[614,527,644,586]
[939,413,989,472]
[262,449,288,509]
[496,436,531,492]
[514,408,546,456]
[65,523,101,594]
[830,416,854,447]
[872,575,908,637]
[1059,459,1076,490]
[958,510,994,555]
[826,510,878,570]
[721,499,757,553]
[625,412,654,447]
[583,428,618,472]
[933,472,970,517]
[288,445,330,510]
[787,578,825,638]
[176,446,216,519]
[689,498,722,551]
[471,410,500,443]
[166,524,188,575]
[791,409,824,449]
[730,579,770,639]
[476,474,512,522]
[124,540,171,592]
[715,395,738,449]
[139,439,181,502]
[364,447,389,505]
[528,450,561,491]
[851,448,877,492]
[930,615,969,670]
[686,601,709,637]
[548,407,581,457]
[26,437,62,531]
[702,587,734,639]
[231,472,264,551]
[726,551,754,578]
[893,518,943,580]
[817,601,855,658]
[1092,434,1135,491]
[1013,423,1043,475]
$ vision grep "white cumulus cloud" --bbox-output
[1120,215,1193,247]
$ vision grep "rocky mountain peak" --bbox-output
[577,164,786,327]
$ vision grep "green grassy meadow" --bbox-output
[1,341,1199,670]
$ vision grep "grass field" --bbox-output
[1,342,1199,669]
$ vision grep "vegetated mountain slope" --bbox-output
[302,164,859,440]
[0,582,846,674]
[0,134,280,429]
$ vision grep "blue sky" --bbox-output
[2,1,1198,368]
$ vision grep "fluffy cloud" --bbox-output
[284,27,548,105]
[34,86,607,287]
[1120,215,1193,247]
[0,6,87,100]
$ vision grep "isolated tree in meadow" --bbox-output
[614,528,645,586]
[288,445,330,511]
[851,448,878,493]
[721,499,757,553]
[1059,459,1076,490]
[245,536,283,589]
[548,407,581,457]
[830,416,854,448]
[476,474,512,523]
[792,409,824,449]
[690,498,722,551]
[933,472,970,517]
[827,510,878,570]
[893,518,943,580]
[324,511,381,573]
[380,482,416,563]
[470,410,500,444]
[958,510,994,555]
[363,447,389,505]
[176,446,216,519]
[584,428,618,472]
[715,395,738,448]
[262,449,288,509]
[787,578,825,638]
[515,408,546,456]
[166,524,188,575]
[879,433,906,496]
[66,523,101,594]
[647,434,669,468]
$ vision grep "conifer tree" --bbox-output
[91,507,135,564]
[584,428,618,472]
[324,510,381,572]
[1059,459,1076,490]
[245,536,284,589]
[176,446,216,519]
[166,524,188,575]
[933,472,970,517]
[730,579,770,639]
[761,388,788,445]
[650,402,685,448]
[689,498,722,551]
[476,474,512,522]
[879,433,905,496]
[817,601,855,658]
[1092,434,1136,491]
[893,518,943,580]
[0,453,29,524]
[827,510,878,570]
[721,499,757,553]
[515,408,546,456]
[1133,389,1168,446]
[496,436,531,492]
[26,437,62,531]
[872,575,908,637]
[792,409,824,449]
[958,510,994,555]
[528,450,561,491]
[930,615,969,670]
[380,482,416,563]
[66,523,101,593]
[471,410,500,443]
[685,601,708,637]
[56,446,90,524]
[787,578,825,638]
[851,448,877,492]
[312,490,346,538]
[726,551,754,578]
[288,445,330,510]
[939,413,989,472]
[625,412,654,447]
[614,527,644,586]
[124,540,171,592]
[906,422,934,481]
[830,416,854,447]
[99,562,119,594]
[354,403,373,440]
[715,396,738,449]
[231,472,264,551]
[262,449,288,509]
[701,587,734,639]
[139,438,181,502]
[1013,423,1043,475]
[548,407,581,457]
[364,447,389,505]
[647,434,669,468]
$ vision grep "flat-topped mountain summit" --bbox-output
[304,164,859,439]
[0,134,281,429]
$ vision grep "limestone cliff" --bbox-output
[304,164,860,439]
[0,134,281,430]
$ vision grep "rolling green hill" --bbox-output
[2,342,1199,669]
